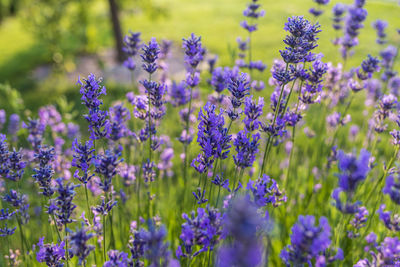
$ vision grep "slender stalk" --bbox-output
[16,215,26,256]
[103,214,106,260]
[248,29,253,79]
[50,213,62,242]
[6,236,11,266]
[216,185,222,207]
[183,85,194,197]
[84,184,92,221]
[260,63,289,175]
[65,224,69,267]
[231,165,239,192]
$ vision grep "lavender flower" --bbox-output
[54,178,79,226]
[140,80,167,121]
[0,109,5,130]
[69,224,95,265]
[280,16,321,64]
[169,81,190,107]
[280,215,341,266]
[78,74,110,140]
[35,237,65,267]
[78,73,106,110]
[233,130,260,169]
[309,0,330,17]
[355,237,400,266]
[340,0,367,58]
[227,72,251,110]
[72,139,94,184]
[6,148,26,182]
[94,146,123,193]
[141,38,160,74]
[243,96,264,131]
[336,149,370,192]
[247,174,286,208]
[372,19,388,45]
[142,159,156,183]
[380,45,398,81]
[217,196,265,267]
[378,204,400,231]
[23,118,45,151]
[176,205,223,259]
[32,146,56,197]
[140,220,174,267]
[332,4,346,31]
[0,224,16,237]
[300,60,328,104]
[108,104,131,141]
[104,250,131,267]
[8,113,20,137]
[348,206,368,238]
[192,187,208,205]
[182,33,206,70]
[92,197,117,216]
[191,103,231,173]
[123,31,141,71]
[383,174,400,205]
[332,149,371,214]
[356,55,380,81]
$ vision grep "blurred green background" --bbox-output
[0,0,399,111]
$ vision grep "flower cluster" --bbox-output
[35,237,65,267]
[217,197,265,267]
[53,178,80,226]
[78,73,110,140]
[340,0,367,59]
[332,149,371,214]
[191,103,231,173]
[123,31,141,71]
[233,130,260,169]
[280,16,321,64]
[176,205,223,259]
[309,0,330,17]
[355,236,400,266]
[281,215,343,266]
[0,134,26,182]
[94,146,123,193]
[32,145,56,197]
[247,174,286,208]
[72,139,95,184]
[69,224,95,265]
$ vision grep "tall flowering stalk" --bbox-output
[123,31,141,76]
[237,0,266,87]
[191,102,231,204]
[78,73,110,141]
[260,16,321,175]
[52,178,79,266]
[140,38,167,218]
[72,139,95,219]
[94,145,123,256]
[339,0,367,60]
[182,33,205,198]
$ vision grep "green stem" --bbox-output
[260,63,289,175]
[16,215,25,256]
[103,214,106,260]
[84,184,92,221]
[65,225,69,267]
[183,85,194,198]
